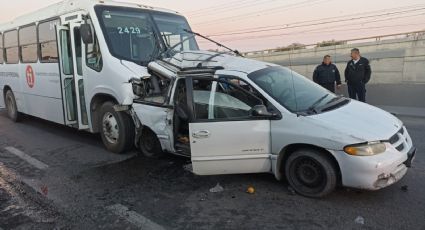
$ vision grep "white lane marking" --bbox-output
[107,204,165,230]
[5,147,49,170]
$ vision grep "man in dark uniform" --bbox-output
[344,48,372,102]
[313,55,341,93]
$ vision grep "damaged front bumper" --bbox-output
[332,145,416,190]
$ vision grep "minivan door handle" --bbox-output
[192,130,211,139]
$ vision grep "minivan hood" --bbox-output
[309,100,403,143]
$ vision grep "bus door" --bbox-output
[56,22,89,129]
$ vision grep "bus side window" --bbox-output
[38,19,60,63]
[19,24,38,63]
[0,33,3,64]
[85,19,103,72]
[4,30,19,64]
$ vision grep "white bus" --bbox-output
[0,0,416,197]
[0,0,198,153]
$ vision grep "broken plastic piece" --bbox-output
[40,185,48,196]
[209,183,224,193]
[354,216,365,225]
[401,185,408,192]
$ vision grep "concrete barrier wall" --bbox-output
[247,36,425,115]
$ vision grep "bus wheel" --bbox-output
[99,101,135,153]
[139,128,164,158]
[285,149,337,198]
[5,90,22,122]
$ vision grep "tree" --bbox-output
[274,43,306,52]
[316,39,346,47]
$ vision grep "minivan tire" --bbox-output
[285,149,337,198]
[4,90,22,122]
[99,101,135,153]
[139,128,164,158]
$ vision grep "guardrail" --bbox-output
[242,30,425,56]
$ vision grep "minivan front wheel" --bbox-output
[139,128,164,158]
[285,149,337,198]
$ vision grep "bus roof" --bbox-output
[0,0,180,32]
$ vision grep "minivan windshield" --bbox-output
[248,66,341,114]
[95,6,198,65]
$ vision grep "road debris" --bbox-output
[288,186,296,196]
[246,186,255,194]
[182,164,193,172]
[401,185,408,192]
[354,216,365,225]
[40,185,48,196]
[209,183,224,193]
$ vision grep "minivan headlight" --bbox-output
[344,142,386,156]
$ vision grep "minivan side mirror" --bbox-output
[250,105,280,119]
[80,24,93,44]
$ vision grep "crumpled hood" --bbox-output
[121,60,150,79]
[309,100,403,143]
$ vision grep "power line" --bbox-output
[189,0,278,18]
[203,3,425,36]
[192,0,326,26]
[211,13,425,42]
[185,0,255,15]
[206,7,425,37]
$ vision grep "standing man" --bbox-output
[313,55,341,93]
[344,48,372,102]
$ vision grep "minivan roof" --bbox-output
[165,51,276,75]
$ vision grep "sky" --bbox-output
[0,0,424,51]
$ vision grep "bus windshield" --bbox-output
[95,6,198,65]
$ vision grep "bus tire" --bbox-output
[285,149,337,198]
[4,90,22,122]
[139,128,164,158]
[99,101,135,153]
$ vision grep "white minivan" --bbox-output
[0,0,416,198]
[132,51,416,197]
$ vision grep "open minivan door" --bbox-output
[186,77,273,175]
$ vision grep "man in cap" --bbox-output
[313,55,341,93]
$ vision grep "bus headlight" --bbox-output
[130,78,145,97]
[344,142,386,156]
[132,83,144,96]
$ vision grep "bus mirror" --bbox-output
[80,24,93,44]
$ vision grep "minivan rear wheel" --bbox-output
[285,149,337,198]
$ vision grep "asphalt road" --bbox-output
[0,110,424,230]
